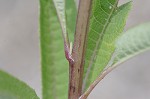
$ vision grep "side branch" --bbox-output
[80,66,117,99]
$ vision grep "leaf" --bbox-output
[53,0,77,44]
[82,1,132,91]
[112,23,150,66]
[53,0,67,40]
[40,0,69,99]
[0,70,39,99]
[65,0,77,42]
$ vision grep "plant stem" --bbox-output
[68,0,92,99]
[80,66,117,99]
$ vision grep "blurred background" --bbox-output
[0,0,150,99]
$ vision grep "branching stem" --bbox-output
[68,0,93,99]
[79,66,117,99]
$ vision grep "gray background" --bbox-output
[0,0,150,99]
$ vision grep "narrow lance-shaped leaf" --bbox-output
[83,0,132,91]
[40,0,69,99]
[80,23,150,99]
[0,70,39,99]
[53,0,77,45]
[65,0,77,42]
[53,0,68,44]
[112,23,150,66]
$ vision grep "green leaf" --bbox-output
[40,0,68,99]
[53,0,67,39]
[65,0,77,42]
[83,1,132,91]
[53,0,77,43]
[113,23,150,66]
[0,70,39,99]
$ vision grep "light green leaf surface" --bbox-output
[53,0,77,43]
[65,0,77,42]
[83,0,132,91]
[40,0,68,99]
[113,23,150,66]
[0,70,39,99]
[53,0,67,39]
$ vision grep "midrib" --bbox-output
[83,0,119,91]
